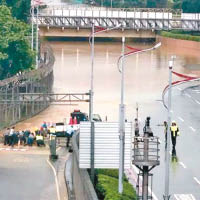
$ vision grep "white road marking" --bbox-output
[195,100,200,105]
[178,117,184,122]
[0,148,27,152]
[158,139,162,144]
[179,162,187,169]
[46,159,61,200]
[194,177,200,185]
[177,87,182,91]
[170,110,174,113]
[174,194,196,200]
[189,126,196,132]
[192,89,200,92]
[185,93,191,98]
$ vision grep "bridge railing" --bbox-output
[36,15,200,31]
[41,7,173,19]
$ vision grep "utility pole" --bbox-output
[90,23,95,184]
[118,36,125,193]
[163,59,173,200]
[36,5,39,69]
[31,5,34,50]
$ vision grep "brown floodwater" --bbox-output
[10,37,200,131]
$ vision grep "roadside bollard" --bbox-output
[49,134,58,160]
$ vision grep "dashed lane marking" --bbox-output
[178,117,184,122]
[189,126,196,132]
[174,194,196,200]
[179,162,187,169]
[192,89,200,92]
[0,148,27,152]
[195,100,200,105]
[185,93,191,98]
[177,87,182,91]
[194,177,200,185]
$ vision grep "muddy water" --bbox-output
[12,37,200,131]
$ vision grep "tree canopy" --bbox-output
[91,0,200,12]
[0,0,31,22]
[0,5,34,80]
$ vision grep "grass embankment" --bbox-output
[160,30,200,42]
[95,169,137,200]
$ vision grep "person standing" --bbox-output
[66,125,74,147]
[134,118,140,137]
[162,121,168,149]
[3,128,10,145]
[170,121,180,154]
[9,127,15,146]
[157,121,168,148]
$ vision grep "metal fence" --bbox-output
[132,136,160,166]
[0,44,54,130]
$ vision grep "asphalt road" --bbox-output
[0,150,57,200]
[135,81,200,200]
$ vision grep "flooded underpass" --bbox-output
[11,37,200,131]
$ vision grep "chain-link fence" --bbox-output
[0,44,55,130]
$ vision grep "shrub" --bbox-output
[160,31,200,42]
[96,169,128,181]
[96,174,136,200]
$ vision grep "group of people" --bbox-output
[134,117,180,154]
[3,127,45,147]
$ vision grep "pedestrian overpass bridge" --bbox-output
[35,6,200,38]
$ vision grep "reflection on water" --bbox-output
[12,40,200,130]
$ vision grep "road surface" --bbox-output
[0,148,58,200]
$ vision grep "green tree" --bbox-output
[182,0,200,13]
[0,5,34,79]
[0,0,31,22]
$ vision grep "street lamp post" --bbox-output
[117,41,161,194]
[31,5,34,50]
[163,59,173,200]
[36,5,39,69]
[89,23,122,183]
[119,36,125,193]
[90,23,95,183]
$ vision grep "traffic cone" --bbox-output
[69,117,73,125]
[73,117,78,125]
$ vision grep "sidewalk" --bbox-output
[50,146,70,200]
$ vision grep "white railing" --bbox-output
[41,8,173,19]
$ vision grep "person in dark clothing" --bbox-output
[66,125,74,147]
[27,133,34,146]
[170,121,180,155]
[4,128,10,145]
[24,130,30,145]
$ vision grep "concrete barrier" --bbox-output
[65,132,98,200]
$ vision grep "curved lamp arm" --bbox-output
[117,42,161,73]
